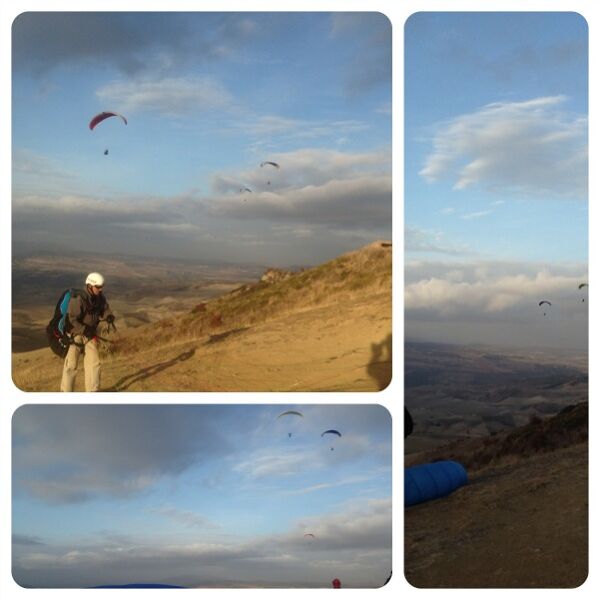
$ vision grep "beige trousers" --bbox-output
[60,335,101,392]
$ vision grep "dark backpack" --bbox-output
[46,288,84,358]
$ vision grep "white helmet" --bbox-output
[85,272,105,287]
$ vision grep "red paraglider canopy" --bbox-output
[89,111,128,130]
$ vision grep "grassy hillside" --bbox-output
[108,240,391,356]
[405,403,588,588]
[12,241,392,392]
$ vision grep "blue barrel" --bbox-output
[405,460,468,507]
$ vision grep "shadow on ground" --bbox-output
[367,333,392,390]
[104,349,196,391]
[205,327,250,344]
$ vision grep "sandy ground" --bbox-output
[12,295,392,392]
[404,443,588,588]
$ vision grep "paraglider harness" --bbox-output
[46,288,116,358]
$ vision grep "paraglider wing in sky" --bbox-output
[89,111,128,130]
[578,283,588,302]
[278,410,304,418]
[321,429,342,450]
[277,410,304,438]
[538,300,552,316]
[260,161,280,185]
[321,429,341,437]
[260,161,280,169]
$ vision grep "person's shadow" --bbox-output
[367,333,392,390]
[104,348,196,391]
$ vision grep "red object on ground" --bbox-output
[332,578,341,589]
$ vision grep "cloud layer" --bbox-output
[405,260,588,348]
[13,148,391,263]
[96,77,235,116]
[12,406,231,503]
[419,96,587,199]
[12,405,391,588]
[12,13,259,77]
[13,498,391,588]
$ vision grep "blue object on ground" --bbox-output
[92,584,185,588]
[405,460,468,507]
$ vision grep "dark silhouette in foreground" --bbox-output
[367,333,392,390]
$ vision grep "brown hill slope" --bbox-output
[12,241,392,392]
[405,403,588,588]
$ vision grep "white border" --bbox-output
[1,1,596,599]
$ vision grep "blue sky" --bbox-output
[12,12,391,265]
[12,404,391,588]
[404,12,588,350]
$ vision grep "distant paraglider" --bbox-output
[304,533,316,540]
[260,161,280,185]
[89,111,128,130]
[277,410,304,438]
[90,111,127,156]
[321,429,342,451]
[538,300,552,316]
[578,283,588,302]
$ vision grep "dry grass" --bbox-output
[108,241,392,357]
[406,402,588,470]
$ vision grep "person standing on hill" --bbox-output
[60,272,115,392]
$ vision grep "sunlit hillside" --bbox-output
[12,242,392,392]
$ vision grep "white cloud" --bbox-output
[12,149,79,195]
[405,260,589,348]
[96,76,235,116]
[114,222,202,233]
[13,497,391,588]
[151,506,220,530]
[283,474,376,496]
[405,260,587,317]
[12,148,391,263]
[461,210,492,220]
[405,227,471,256]
[231,115,369,141]
[419,96,587,199]
[233,452,309,479]
[208,148,391,228]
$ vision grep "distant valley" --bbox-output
[405,341,588,453]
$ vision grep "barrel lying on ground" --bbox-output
[405,460,468,507]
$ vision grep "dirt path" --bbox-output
[405,443,588,588]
